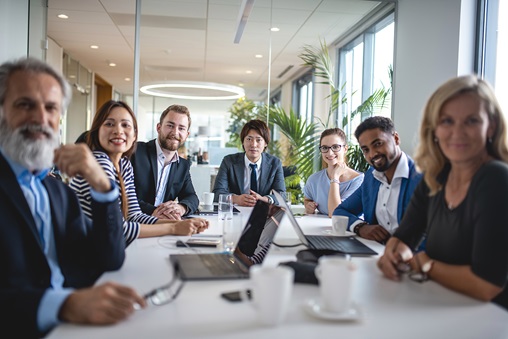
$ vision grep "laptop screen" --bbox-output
[233,201,285,267]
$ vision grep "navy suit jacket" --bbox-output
[333,154,423,231]
[212,152,286,204]
[0,153,125,338]
[131,139,199,215]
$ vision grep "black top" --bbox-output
[395,160,508,310]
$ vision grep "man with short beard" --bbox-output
[0,58,145,337]
[131,104,199,220]
[333,117,423,243]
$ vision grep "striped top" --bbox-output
[69,151,158,246]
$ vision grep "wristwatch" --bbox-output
[353,222,368,235]
[330,178,340,184]
[421,259,434,274]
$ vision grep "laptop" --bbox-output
[170,200,285,280]
[273,191,377,256]
[193,204,241,216]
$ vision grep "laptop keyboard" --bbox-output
[306,235,376,255]
[307,235,346,251]
[198,254,245,276]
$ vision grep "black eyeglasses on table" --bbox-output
[143,263,185,306]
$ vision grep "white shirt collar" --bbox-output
[156,139,179,164]
[373,152,409,184]
[244,153,262,169]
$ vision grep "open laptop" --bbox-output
[170,200,285,280]
[274,191,377,256]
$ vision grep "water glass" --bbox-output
[218,194,234,252]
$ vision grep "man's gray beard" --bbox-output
[0,119,59,171]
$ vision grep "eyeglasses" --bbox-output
[143,263,185,306]
[319,144,345,153]
[392,240,428,283]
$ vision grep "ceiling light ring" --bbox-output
[140,81,245,101]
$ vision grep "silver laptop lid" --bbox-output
[273,191,310,247]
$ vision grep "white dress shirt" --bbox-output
[373,152,409,234]
[154,140,179,206]
[243,154,262,193]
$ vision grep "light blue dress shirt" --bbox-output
[1,150,118,332]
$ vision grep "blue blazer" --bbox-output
[212,152,286,204]
[131,139,199,215]
[0,153,125,338]
[333,154,422,231]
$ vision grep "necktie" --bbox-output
[249,163,258,192]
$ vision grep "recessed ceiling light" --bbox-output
[124,77,131,81]
[68,75,76,79]
[90,45,99,49]
[57,14,68,19]
[255,54,263,58]
[246,70,252,74]
[109,62,116,67]
[238,83,244,87]
[270,27,280,32]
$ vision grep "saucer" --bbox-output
[303,298,362,321]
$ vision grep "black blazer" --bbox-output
[0,153,125,338]
[130,140,199,215]
[212,152,286,204]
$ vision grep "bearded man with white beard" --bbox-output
[0,58,146,338]
[333,116,423,244]
[130,104,199,220]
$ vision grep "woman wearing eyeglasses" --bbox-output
[378,75,508,309]
[303,128,364,217]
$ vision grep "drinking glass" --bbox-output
[218,194,234,252]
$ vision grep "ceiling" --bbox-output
[47,0,382,101]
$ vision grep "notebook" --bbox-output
[273,191,377,256]
[170,200,285,280]
[193,204,241,216]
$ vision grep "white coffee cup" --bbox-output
[249,266,294,326]
[331,215,349,236]
[315,256,356,313]
[202,192,214,206]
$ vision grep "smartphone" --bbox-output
[176,239,220,248]
[220,289,252,302]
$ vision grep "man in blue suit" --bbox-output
[131,105,199,219]
[333,116,422,243]
[213,119,286,206]
[0,58,145,337]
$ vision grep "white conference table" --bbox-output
[49,207,508,339]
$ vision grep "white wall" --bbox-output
[392,0,477,155]
[0,0,29,62]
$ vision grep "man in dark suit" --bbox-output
[131,104,199,220]
[0,58,145,337]
[213,119,286,206]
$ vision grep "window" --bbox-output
[337,12,394,139]
[477,0,507,113]
[292,72,314,122]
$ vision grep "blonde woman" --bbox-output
[378,75,508,310]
